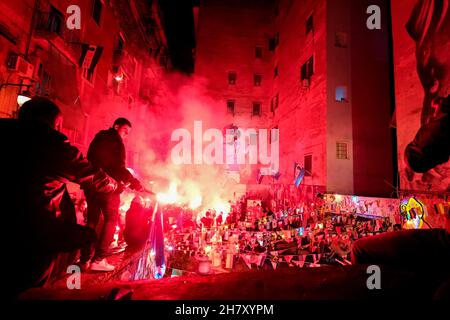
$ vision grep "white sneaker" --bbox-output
[90,258,115,272]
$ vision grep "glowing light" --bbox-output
[352,196,358,203]
[17,94,31,107]
[119,191,135,214]
[213,201,230,215]
[189,195,202,209]
[335,195,343,202]
[156,182,178,204]
[114,73,124,82]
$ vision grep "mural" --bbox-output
[394,0,450,191]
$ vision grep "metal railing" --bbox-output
[34,11,82,59]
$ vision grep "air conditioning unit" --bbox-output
[6,53,34,78]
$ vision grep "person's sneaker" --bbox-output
[90,259,115,272]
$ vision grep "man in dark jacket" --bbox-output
[80,118,143,272]
[0,97,117,297]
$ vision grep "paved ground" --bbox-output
[19,263,448,300]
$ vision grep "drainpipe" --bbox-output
[25,0,40,59]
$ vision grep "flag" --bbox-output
[132,204,165,280]
[294,167,305,187]
[256,254,265,267]
[79,44,104,73]
[149,208,166,279]
[298,255,306,268]
[271,261,278,270]
[243,254,252,269]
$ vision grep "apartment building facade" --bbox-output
[0,0,170,169]
[195,0,396,197]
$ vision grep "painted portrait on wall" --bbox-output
[393,0,450,191]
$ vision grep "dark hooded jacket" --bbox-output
[0,119,116,295]
[87,128,140,191]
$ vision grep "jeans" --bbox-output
[80,192,121,262]
[351,229,450,270]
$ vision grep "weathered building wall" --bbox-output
[272,0,328,188]
[326,0,353,195]
[195,0,274,184]
[348,0,394,197]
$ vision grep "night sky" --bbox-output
[159,0,198,74]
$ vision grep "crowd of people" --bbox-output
[166,197,397,264]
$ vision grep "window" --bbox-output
[115,34,125,52]
[306,15,314,35]
[335,32,348,48]
[92,0,103,25]
[335,86,348,102]
[336,142,349,160]
[271,93,279,112]
[159,55,168,68]
[82,66,94,83]
[301,56,314,82]
[254,74,262,87]
[269,32,280,51]
[36,69,51,96]
[274,64,279,78]
[227,100,235,115]
[49,6,63,35]
[255,46,263,59]
[252,102,261,116]
[228,71,237,85]
[304,154,312,176]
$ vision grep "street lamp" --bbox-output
[17,92,32,107]
[0,83,32,107]
[114,73,124,82]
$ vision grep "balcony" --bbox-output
[113,49,137,79]
[34,11,82,63]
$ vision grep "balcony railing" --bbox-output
[34,11,82,61]
[113,49,137,78]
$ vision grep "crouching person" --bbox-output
[0,97,117,298]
